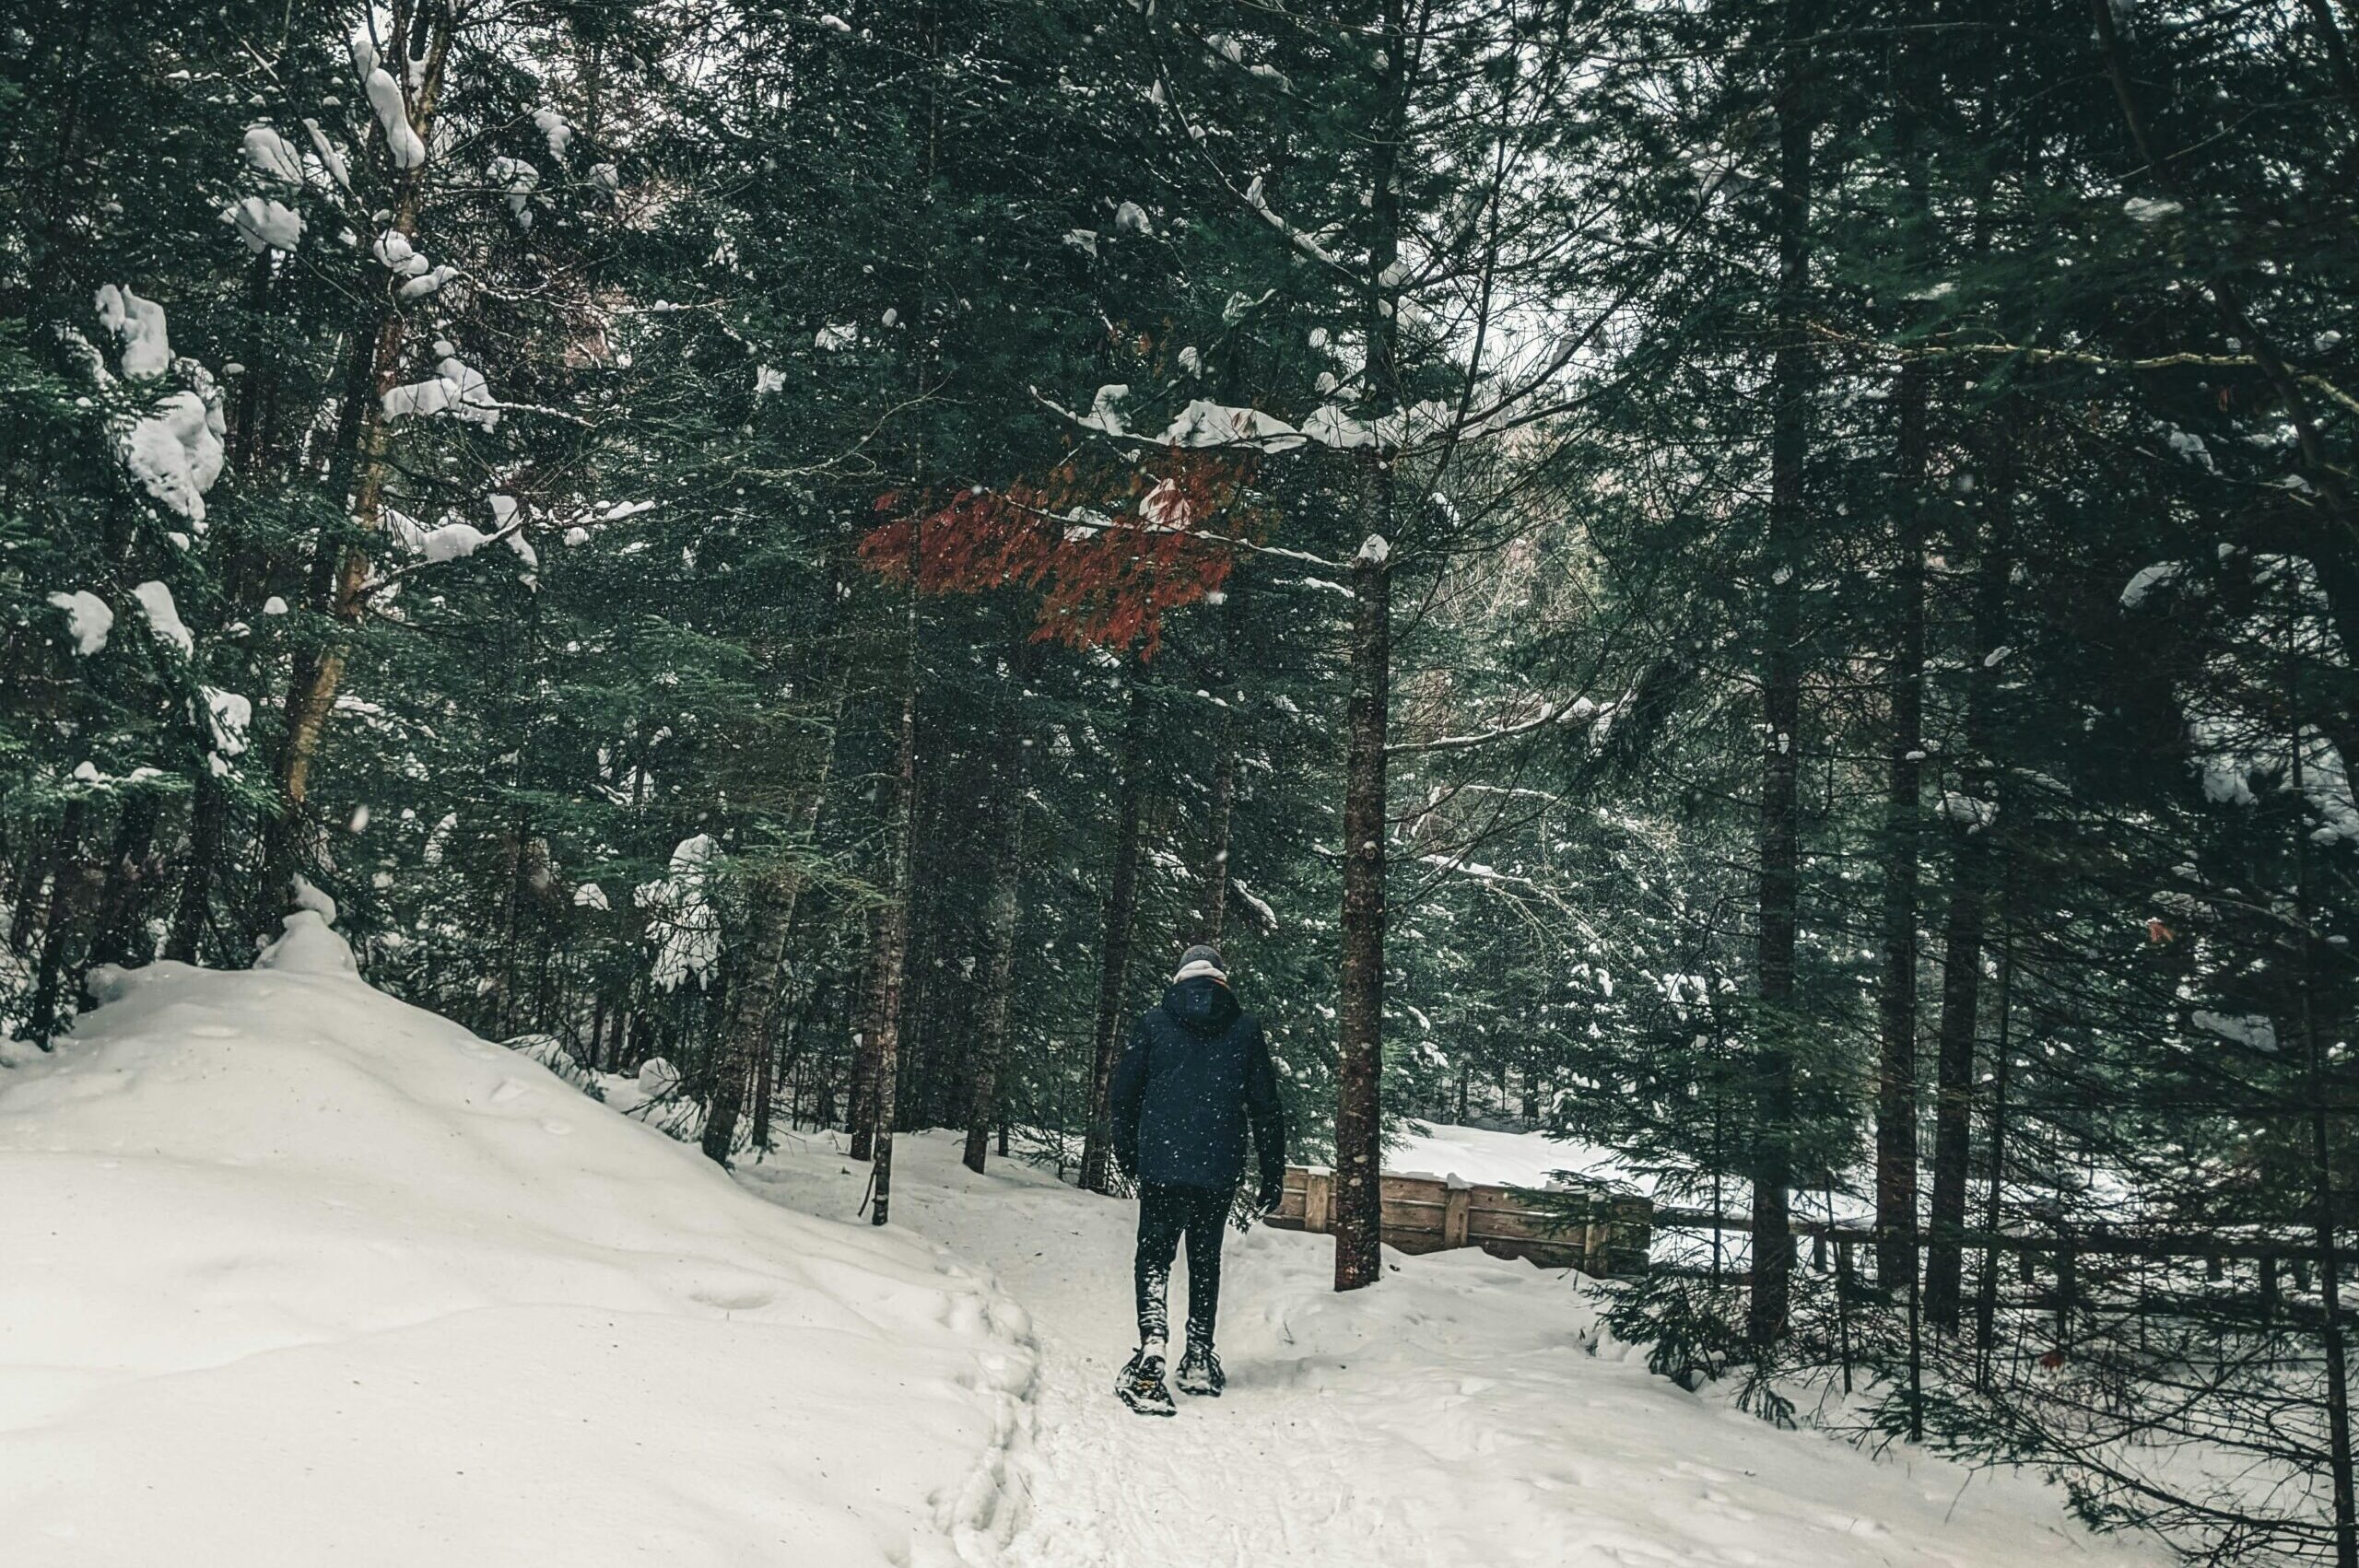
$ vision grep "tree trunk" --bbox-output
[1973,928,2013,1389]
[169,768,221,952]
[750,1024,780,1153]
[1874,369,1928,1293]
[262,10,454,912]
[868,659,918,1225]
[847,915,885,1160]
[1875,60,1933,1292]
[2295,722,2359,1568]
[1195,584,1240,944]
[699,705,839,1162]
[1333,0,1406,1295]
[1925,469,2011,1334]
[963,745,1026,1175]
[700,868,801,1164]
[1334,533,1392,1293]
[26,801,88,1046]
[1079,676,1145,1195]
[88,791,162,969]
[1749,0,1820,1351]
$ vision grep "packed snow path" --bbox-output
[744,1133,2165,1568]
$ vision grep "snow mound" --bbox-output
[0,961,1032,1566]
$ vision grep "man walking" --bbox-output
[1109,943,1286,1415]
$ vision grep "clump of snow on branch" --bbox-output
[1082,383,1130,436]
[2119,561,2186,609]
[1937,792,1997,832]
[130,580,193,656]
[374,230,429,275]
[95,286,171,379]
[382,353,499,428]
[1156,398,1302,450]
[46,591,113,655]
[223,196,303,253]
[532,108,571,160]
[118,386,227,525]
[419,521,492,562]
[487,157,538,227]
[637,835,722,991]
[95,287,226,525]
[354,36,427,169]
[300,119,352,189]
[2191,1010,2276,1053]
[202,686,252,758]
[242,123,305,183]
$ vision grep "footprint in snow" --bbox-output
[539,1117,574,1136]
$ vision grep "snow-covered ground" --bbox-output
[0,934,2164,1568]
[1388,1117,1643,1190]
[0,913,1030,1567]
[745,1130,2167,1568]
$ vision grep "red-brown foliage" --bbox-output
[860,451,1258,658]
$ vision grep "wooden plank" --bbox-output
[1443,1184,1472,1248]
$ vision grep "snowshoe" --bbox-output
[1115,1349,1177,1416]
[1176,1343,1226,1398]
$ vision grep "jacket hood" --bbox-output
[1160,975,1240,1036]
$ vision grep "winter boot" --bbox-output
[1176,1341,1226,1398]
[1115,1347,1177,1416]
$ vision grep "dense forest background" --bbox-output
[4,0,2357,1560]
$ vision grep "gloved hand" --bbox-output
[1256,1177,1284,1215]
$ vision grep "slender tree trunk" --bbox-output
[1334,532,1392,1293]
[1925,469,2011,1334]
[1973,927,2013,1389]
[963,745,1026,1175]
[868,661,919,1224]
[1873,459,1926,1293]
[1749,0,1821,1351]
[1332,0,1407,1296]
[1875,67,1932,1291]
[699,708,839,1162]
[847,916,885,1160]
[88,792,162,969]
[750,1024,779,1153]
[1195,584,1240,944]
[2286,642,2359,1566]
[27,802,89,1045]
[1079,676,1144,1194]
[262,10,454,911]
[701,869,800,1164]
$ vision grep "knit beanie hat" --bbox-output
[1172,943,1227,983]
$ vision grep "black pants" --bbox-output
[1135,1181,1234,1351]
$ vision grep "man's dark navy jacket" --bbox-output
[1111,976,1286,1194]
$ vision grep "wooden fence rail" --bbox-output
[1650,1208,2350,1265]
[1264,1164,1652,1276]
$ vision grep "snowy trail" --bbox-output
[742,1132,2167,1568]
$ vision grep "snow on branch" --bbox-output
[1389,694,1614,758]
